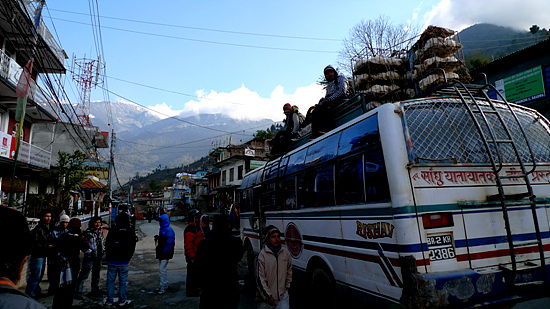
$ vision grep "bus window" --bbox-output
[305,134,340,167]
[338,115,379,155]
[286,149,306,175]
[364,152,390,202]
[283,176,296,209]
[316,164,335,207]
[337,154,365,205]
[296,174,306,209]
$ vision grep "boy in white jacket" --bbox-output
[256,225,292,309]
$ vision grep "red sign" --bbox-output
[285,222,303,258]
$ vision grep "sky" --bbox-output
[42,0,550,130]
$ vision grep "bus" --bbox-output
[238,82,550,308]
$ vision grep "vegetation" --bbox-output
[254,129,274,140]
[52,150,89,209]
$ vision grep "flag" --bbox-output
[33,0,46,31]
[15,59,33,122]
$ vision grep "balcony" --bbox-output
[0,1,66,74]
[0,131,51,169]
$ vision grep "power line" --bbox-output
[47,7,341,42]
[48,17,339,54]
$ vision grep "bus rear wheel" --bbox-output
[309,265,337,309]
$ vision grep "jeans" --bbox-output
[106,264,129,304]
[25,257,46,298]
[75,256,102,294]
[257,291,290,309]
[159,260,169,289]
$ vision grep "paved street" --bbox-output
[31,219,255,309]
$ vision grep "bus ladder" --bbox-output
[451,82,546,287]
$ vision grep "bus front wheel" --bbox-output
[308,264,337,309]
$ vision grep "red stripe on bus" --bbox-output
[456,244,550,262]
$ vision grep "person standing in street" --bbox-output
[154,213,175,295]
[52,218,91,309]
[0,206,46,309]
[199,214,211,238]
[25,209,53,299]
[196,214,244,309]
[74,216,105,299]
[47,214,69,296]
[256,225,292,309]
[183,209,203,297]
[105,213,136,307]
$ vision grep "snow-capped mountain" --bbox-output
[89,101,274,183]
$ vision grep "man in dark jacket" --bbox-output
[0,206,46,309]
[105,213,136,307]
[52,218,90,309]
[75,216,105,299]
[155,213,175,294]
[196,215,244,309]
[25,209,53,299]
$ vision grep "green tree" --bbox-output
[465,52,491,70]
[52,150,88,209]
[149,179,158,191]
[254,129,274,140]
[530,25,540,34]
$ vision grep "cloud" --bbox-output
[423,0,550,31]
[149,83,325,122]
[147,102,184,119]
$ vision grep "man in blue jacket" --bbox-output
[155,213,175,295]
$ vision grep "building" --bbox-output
[471,38,550,119]
[205,140,270,211]
[0,0,65,212]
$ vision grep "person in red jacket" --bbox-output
[183,209,204,297]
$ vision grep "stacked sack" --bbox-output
[353,56,405,96]
[409,26,465,91]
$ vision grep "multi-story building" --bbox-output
[205,139,270,211]
[0,1,66,210]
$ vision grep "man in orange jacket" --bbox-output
[184,209,204,297]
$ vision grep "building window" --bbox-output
[229,168,235,182]
[222,170,227,185]
[238,165,244,180]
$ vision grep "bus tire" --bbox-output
[308,263,337,309]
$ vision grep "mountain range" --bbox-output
[89,101,275,185]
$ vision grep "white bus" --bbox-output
[239,83,550,308]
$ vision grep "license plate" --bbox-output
[427,234,455,261]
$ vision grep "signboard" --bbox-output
[495,66,546,104]
[0,131,12,159]
[250,160,266,170]
[244,148,255,157]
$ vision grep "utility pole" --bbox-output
[107,128,115,224]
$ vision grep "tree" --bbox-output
[254,129,274,140]
[52,150,88,209]
[149,179,158,191]
[337,15,419,75]
[530,25,540,34]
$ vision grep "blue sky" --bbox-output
[43,0,550,126]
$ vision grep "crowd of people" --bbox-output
[1,204,293,309]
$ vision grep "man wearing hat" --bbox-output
[256,225,292,309]
[0,206,46,308]
[310,65,348,138]
[48,214,70,295]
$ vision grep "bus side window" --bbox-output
[316,164,335,207]
[283,176,297,209]
[296,174,306,209]
[337,154,365,205]
[364,152,390,202]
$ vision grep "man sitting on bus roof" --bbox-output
[309,65,348,138]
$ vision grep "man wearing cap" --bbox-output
[75,216,105,299]
[311,65,348,138]
[256,225,292,309]
[271,103,304,155]
[25,209,53,299]
[48,214,70,296]
[0,206,46,308]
